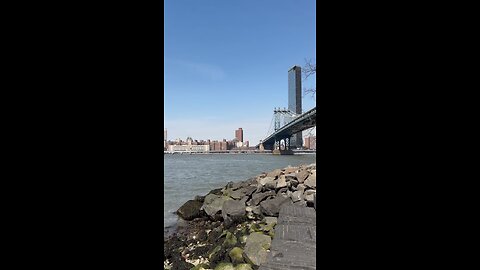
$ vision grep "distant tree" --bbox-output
[303,58,316,98]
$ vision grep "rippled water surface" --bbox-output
[164,153,316,228]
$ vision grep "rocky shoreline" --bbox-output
[164,163,317,270]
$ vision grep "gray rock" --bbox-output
[264,178,277,190]
[266,169,282,178]
[239,196,249,205]
[202,195,233,218]
[290,191,303,202]
[264,217,278,226]
[258,176,275,186]
[284,173,297,180]
[177,200,203,220]
[204,194,220,204]
[276,175,287,189]
[296,170,310,183]
[251,190,275,206]
[304,171,316,188]
[304,189,316,196]
[243,232,272,266]
[251,206,261,215]
[277,187,288,194]
[244,185,258,196]
[229,190,244,199]
[259,196,291,217]
[232,180,248,190]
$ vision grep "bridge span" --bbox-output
[258,106,316,151]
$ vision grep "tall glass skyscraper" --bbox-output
[288,66,303,149]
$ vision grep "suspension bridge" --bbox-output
[257,106,316,153]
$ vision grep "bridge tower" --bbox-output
[288,66,303,149]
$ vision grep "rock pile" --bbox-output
[165,163,316,270]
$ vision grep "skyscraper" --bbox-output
[235,128,243,142]
[288,66,303,148]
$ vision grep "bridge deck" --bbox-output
[259,205,316,270]
[259,107,316,149]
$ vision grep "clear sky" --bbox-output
[164,0,316,144]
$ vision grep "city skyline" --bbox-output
[164,0,316,145]
[163,126,315,145]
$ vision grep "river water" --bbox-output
[164,153,316,228]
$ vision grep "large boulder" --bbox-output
[258,176,275,186]
[231,180,248,190]
[259,196,291,217]
[264,178,277,190]
[266,169,282,178]
[250,190,275,206]
[290,190,303,202]
[296,170,310,183]
[202,195,232,219]
[229,189,245,199]
[244,186,258,197]
[222,200,246,227]
[176,199,203,220]
[243,232,272,266]
[276,175,287,189]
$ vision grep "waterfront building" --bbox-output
[288,66,303,148]
[235,128,243,142]
[220,141,228,150]
[303,135,316,150]
[168,144,210,152]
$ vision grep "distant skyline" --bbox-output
[164,0,316,144]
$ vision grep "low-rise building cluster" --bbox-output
[164,128,251,152]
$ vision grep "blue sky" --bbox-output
[164,0,316,144]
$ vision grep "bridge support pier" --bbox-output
[272,137,294,155]
[259,143,265,152]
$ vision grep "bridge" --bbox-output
[258,106,316,151]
